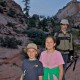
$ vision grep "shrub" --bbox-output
[7,8,16,18]
[72,29,80,40]
[0,1,7,7]
[6,22,16,28]
[0,36,22,49]
[26,28,46,45]
[0,37,4,46]
[6,22,21,33]
[19,18,24,24]
[3,36,18,48]
[16,40,22,46]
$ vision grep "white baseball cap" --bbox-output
[60,19,69,25]
[24,43,37,52]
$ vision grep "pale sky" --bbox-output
[14,0,80,17]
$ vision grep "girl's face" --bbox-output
[27,48,37,60]
[61,24,68,31]
[45,37,56,50]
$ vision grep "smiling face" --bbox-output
[27,48,37,60]
[60,24,68,32]
[45,37,56,50]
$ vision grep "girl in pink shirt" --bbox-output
[39,35,64,80]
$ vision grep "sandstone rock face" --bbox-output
[0,13,17,25]
[65,53,80,80]
[0,0,30,80]
[55,0,80,26]
[0,34,31,80]
[0,47,22,80]
[0,64,21,80]
[1,0,23,15]
[0,0,28,35]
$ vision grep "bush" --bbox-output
[7,8,16,18]
[74,44,80,51]
[72,29,80,39]
[26,28,46,45]
[19,18,24,24]
[28,18,36,29]
[0,37,4,46]
[6,22,21,33]
[2,36,18,48]
[16,40,22,46]
[6,22,16,28]
[33,37,44,46]
[0,1,7,7]
[0,36,22,49]
[27,29,38,38]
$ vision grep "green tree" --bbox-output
[28,17,36,28]
[38,18,48,31]
[23,0,30,17]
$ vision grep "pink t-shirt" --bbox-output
[39,50,65,68]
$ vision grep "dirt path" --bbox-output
[65,54,80,80]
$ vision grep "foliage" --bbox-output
[38,18,48,32]
[6,22,16,28]
[27,15,40,29]
[7,8,16,18]
[23,0,30,17]
[19,18,24,24]
[72,29,80,39]
[28,17,36,29]
[32,14,39,21]
[23,15,60,45]
[26,15,60,32]
[6,22,21,33]
[38,18,47,27]
[25,28,46,45]
[0,36,22,49]
[74,44,80,51]
[72,29,80,51]
[0,1,7,7]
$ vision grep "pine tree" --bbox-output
[23,0,30,17]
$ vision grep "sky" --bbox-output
[14,0,80,17]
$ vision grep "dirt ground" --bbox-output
[65,53,80,80]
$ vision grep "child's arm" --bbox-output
[59,64,64,80]
[39,76,43,80]
[38,61,43,80]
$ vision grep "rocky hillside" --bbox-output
[0,0,31,80]
[0,0,28,35]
